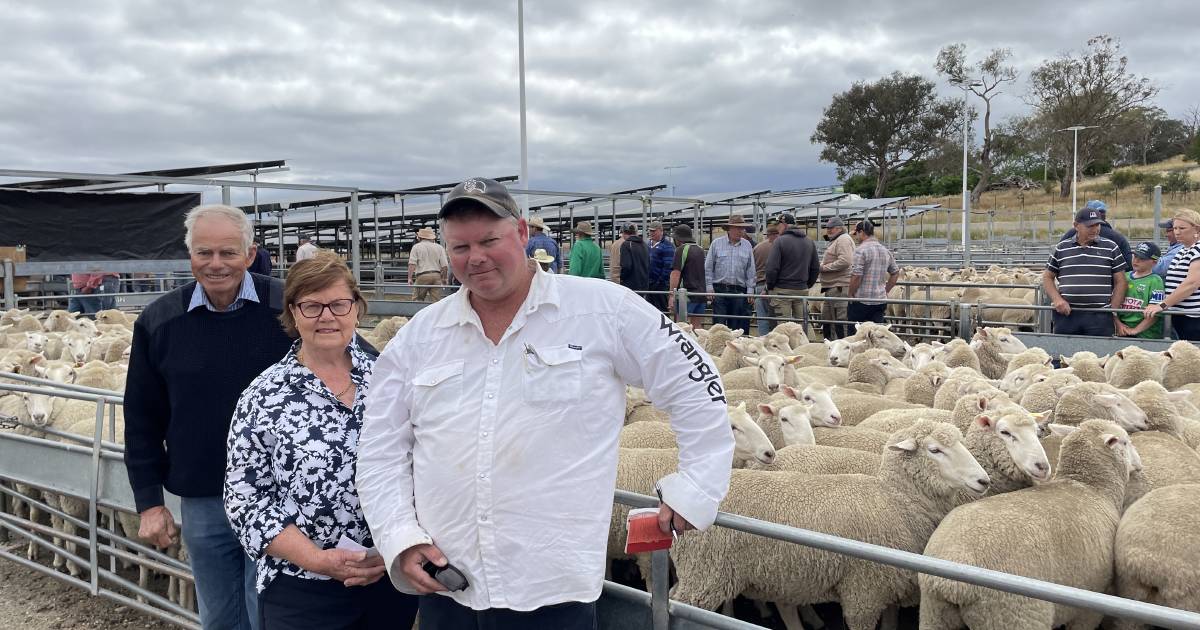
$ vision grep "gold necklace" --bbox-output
[298,348,354,400]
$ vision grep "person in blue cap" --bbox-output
[1153,218,1183,277]
[1060,200,1133,268]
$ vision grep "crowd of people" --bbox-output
[509,209,899,338]
[1043,200,1200,341]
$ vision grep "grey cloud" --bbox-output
[0,0,1195,201]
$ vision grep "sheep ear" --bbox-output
[1102,433,1121,448]
[1029,411,1050,426]
[975,414,996,431]
[731,330,744,338]
[726,340,740,352]
[1094,393,1123,408]
[1047,424,1078,437]
[757,403,776,416]
[786,355,805,365]
[823,339,833,348]
[1163,350,1173,360]
[734,401,746,413]
[743,356,760,366]
[1043,357,1054,366]
[1167,390,1192,404]
[1059,356,1072,367]
[780,385,799,399]
[888,437,918,452]
[976,395,989,411]
[882,323,892,330]
[930,374,944,387]
[1116,350,1125,360]
[931,341,944,348]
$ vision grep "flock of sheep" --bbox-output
[617,320,1200,630]
[3,300,1199,629]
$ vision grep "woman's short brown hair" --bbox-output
[279,250,368,337]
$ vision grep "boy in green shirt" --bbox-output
[1117,241,1166,339]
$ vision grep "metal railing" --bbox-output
[613,489,1200,630]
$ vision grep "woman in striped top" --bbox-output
[1144,209,1200,340]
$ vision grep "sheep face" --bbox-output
[42,310,77,332]
[975,327,1027,354]
[889,423,991,495]
[977,408,1051,482]
[789,384,841,427]
[23,332,48,353]
[20,391,56,427]
[64,334,94,365]
[730,402,775,465]
[824,338,858,367]
[743,354,788,393]
[1050,421,1144,475]
[1093,391,1150,432]
[907,344,936,370]
[758,401,816,447]
[999,364,1051,400]
[874,353,915,380]
[761,332,792,356]
[71,318,98,337]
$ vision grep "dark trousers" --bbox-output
[1052,310,1114,336]
[260,574,417,630]
[647,279,670,312]
[418,594,596,630]
[1173,315,1200,341]
[847,301,886,325]
[712,283,750,334]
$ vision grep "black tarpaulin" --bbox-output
[0,188,198,261]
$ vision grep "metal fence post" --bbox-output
[220,185,231,205]
[675,289,688,323]
[651,549,669,630]
[957,302,972,340]
[88,400,105,595]
[2,259,15,309]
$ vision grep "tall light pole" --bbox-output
[517,0,529,217]
[1056,125,1098,213]
[663,165,687,197]
[952,79,982,265]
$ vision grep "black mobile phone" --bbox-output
[422,560,469,592]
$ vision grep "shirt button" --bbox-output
[487,393,494,399]
[482,432,489,438]
[491,359,498,365]
[480,515,488,522]
[479,473,487,479]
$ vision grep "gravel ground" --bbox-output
[0,545,177,629]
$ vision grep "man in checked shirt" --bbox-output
[356,177,734,629]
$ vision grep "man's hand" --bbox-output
[656,503,696,536]
[1052,297,1072,315]
[397,543,450,594]
[137,506,179,549]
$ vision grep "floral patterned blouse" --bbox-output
[224,336,376,592]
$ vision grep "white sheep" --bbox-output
[906,343,937,370]
[901,360,950,407]
[1058,350,1107,383]
[42,309,78,332]
[713,338,765,374]
[1113,484,1200,627]
[770,321,810,349]
[1161,340,1200,391]
[1105,346,1165,388]
[1019,371,1083,414]
[934,338,981,373]
[841,348,915,395]
[998,362,1052,401]
[617,402,776,468]
[970,326,1027,379]
[1118,381,1200,508]
[932,369,996,410]
[670,420,990,630]
[1052,382,1150,433]
[722,353,797,393]
[920,420,1142,630]
[755,392,843,448]
[1003,347,1053,374]
[827,386,923,426]
[823,337,860,368]
[745,443,881,475]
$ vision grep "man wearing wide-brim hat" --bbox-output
[568,221,605,279]
[818,215,855,339]
[704,214,757,333]
[409,226,449,302]
[524,215,561,274]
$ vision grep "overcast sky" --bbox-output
[1,1,1196,206]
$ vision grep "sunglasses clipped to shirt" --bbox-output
[294,299,356,319]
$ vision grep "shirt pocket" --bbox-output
[522,344,584,406]
[411,360,465,427]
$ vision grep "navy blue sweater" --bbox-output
[123,274,293,512]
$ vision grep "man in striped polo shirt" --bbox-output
[1042,208,1128,336]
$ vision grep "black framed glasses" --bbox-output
[294,299,355,318]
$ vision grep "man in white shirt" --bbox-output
[407,226,449,301]
[294,235,319,262]
[357,177,734,629]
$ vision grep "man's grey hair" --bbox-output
[183,204,254,253]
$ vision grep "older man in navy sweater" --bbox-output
[124,204,292,630]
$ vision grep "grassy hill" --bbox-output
[904,156,1200,241]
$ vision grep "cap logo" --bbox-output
[463,178,487,194]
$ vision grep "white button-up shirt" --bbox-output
[357,265,733,611]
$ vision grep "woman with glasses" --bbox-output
[1144,208,1200,340]
[224,251,417,629]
